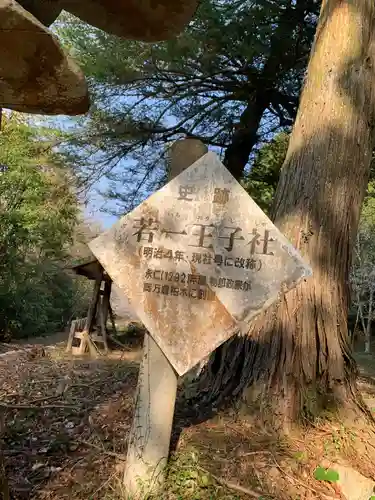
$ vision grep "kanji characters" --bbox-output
[248,228,275,255]
[218,226,244,252]
[143,247,153,259]
[189,224,215,249]
[174,251,185,261]
[192,252,202,264]
[202,253,212,264]
[132,217,158,243]
[134,219,276,263]
[178,185,196,201]
[153,248,164,259]
[144,269,153,280]
[213,187,230,204]
[188,274,200,285]
[214,254,223,266]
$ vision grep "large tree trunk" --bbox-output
[195,0,375,423]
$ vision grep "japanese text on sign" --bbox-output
[133,218,275,256]
[177,185,230,205]
[143,268,252,301]
[139,246,263,270]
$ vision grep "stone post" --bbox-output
[122,138,208,498]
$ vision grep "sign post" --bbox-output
[89,139,312,498]
[122,139,208,497]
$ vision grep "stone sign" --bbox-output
[89,152,312,376]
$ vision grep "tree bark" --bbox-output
[195,0,375,423]
[223,94,269,180]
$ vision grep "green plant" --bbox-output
[313,467,340,483]
[0,117,84,339]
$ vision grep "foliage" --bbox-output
[349,156,375,348]
[243,131,288,214]
[161,448,241,499]
[313,467,339,483]
[55,0,319,213]
[245,135,375,344]
[245,136,375,350]
[0,116,89,339]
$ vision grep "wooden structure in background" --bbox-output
[66,259,116,355]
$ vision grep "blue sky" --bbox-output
[35,114,119,230]
[85,177,118,229]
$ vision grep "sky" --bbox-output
[84,177,118,229]
[34,113,119,231]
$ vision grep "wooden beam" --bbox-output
[102,280,112,326]
[66,319,77,353]
[108,303,118,337]
[98,299,109,354]
[78,273,102,355]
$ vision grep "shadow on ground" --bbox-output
[0,330,143,500]
[2,329,375,500]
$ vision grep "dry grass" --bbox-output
[0,335,374,500]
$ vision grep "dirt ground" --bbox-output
[0,333,375,499]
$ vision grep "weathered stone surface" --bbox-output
[168,138,208,177]
[122,138,207,499]
[123,334,177,498]
[0,0,89,115]
[18,0,199,42]
[89,152,312,376]
[110,283,137,321]
[334,464,375,500]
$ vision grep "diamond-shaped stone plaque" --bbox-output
[89,152,312,376]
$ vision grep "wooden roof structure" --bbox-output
[71,258,111,282]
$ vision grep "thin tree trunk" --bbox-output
[365,285,374,353]
[195,0,375,423]
[358,301,367,334]
[223,95,268,180]
[352,307,360,349]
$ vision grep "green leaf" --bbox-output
[0,118,88,341]
[314,467,340,483]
